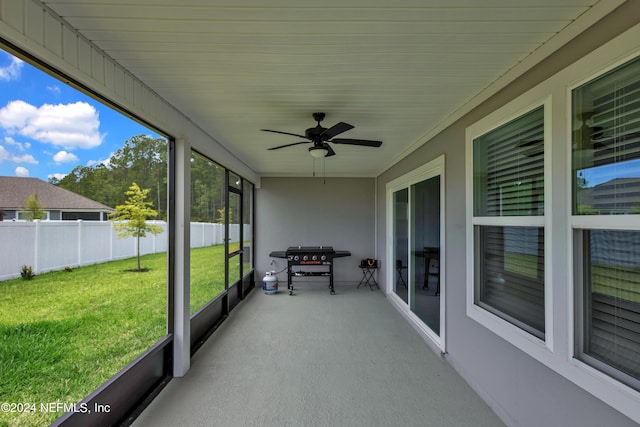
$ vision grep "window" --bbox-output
[573,57,640,216]
[0,48,170,426]
[190,151,226,314]
[16,210,50,221]
[472,106,546,338]
[573,56,640,391]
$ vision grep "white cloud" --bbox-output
[0,55,23,81]
[0,100,35,128]
[4,136,30,151]
[48,173,67,181]
[47,85,62,95]
[0,100,104,149]
[0,145,8,162]
[12,154,38,165]
[15,166,29,177]
[87,153,113,168]
[53,150,79,164]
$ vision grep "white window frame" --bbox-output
[568,53,640,396]
[16,210,50,221]
[466,96,553,356]
[386,155,446,353]
[463,23,640,424]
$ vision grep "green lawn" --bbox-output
[190,245,227,314]
[0,245,226,427]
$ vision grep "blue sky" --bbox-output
[0,50,161,182]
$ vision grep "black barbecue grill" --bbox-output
[269,246,351,295]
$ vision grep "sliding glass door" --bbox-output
[387,157,445,348]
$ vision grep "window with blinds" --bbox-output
[474,106,545,217]
[574,55,640,391]
[473,105,546,338]
[476,226,545,337]
[581,229,640,390]
[573,56,640,215]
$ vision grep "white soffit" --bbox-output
[40,0,623,177]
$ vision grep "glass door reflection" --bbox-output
[393,188,409,303]
[410,176,441,336]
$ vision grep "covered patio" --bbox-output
[1,1,640,426]
[132,283,504,427]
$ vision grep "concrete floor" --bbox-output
[132,282,505,427]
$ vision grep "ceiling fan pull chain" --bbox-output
[323,157,326,184]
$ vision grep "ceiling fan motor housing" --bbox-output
[306,126,327,143]
[307,112,328,143]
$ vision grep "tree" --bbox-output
[190,153,224,222]
[109,183,163,271]
[21,193,46,221]
[215,206,239,224]
[57,134,168,219]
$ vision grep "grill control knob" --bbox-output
[321,255,327,261]
[294,255,299,261]
[312,255,318,261]
[303,255,308,261]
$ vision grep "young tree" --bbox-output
[109,183,163,271]
[21,193,46,221]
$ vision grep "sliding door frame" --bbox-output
[386,155,446,352]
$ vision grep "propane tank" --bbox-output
[262,271,278,294]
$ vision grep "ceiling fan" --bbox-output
[261,112,383,158]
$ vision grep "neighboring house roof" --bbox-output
[0,176,114,211]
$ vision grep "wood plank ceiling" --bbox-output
[41,0,611,177]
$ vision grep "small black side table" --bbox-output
[358,259,379,290]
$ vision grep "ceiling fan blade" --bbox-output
[261,129,307,139]
[331,138,383,147]
[268,141,310,150]
[325,144,336,157]
[321,122,354,139]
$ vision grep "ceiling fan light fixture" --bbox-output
[309,146,328,158]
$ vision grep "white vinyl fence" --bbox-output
[0,220,241,281]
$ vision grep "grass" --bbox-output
[190,245,227,314]
[504,252,542,279]
[592,263,640,303]
[0,245,226,427]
